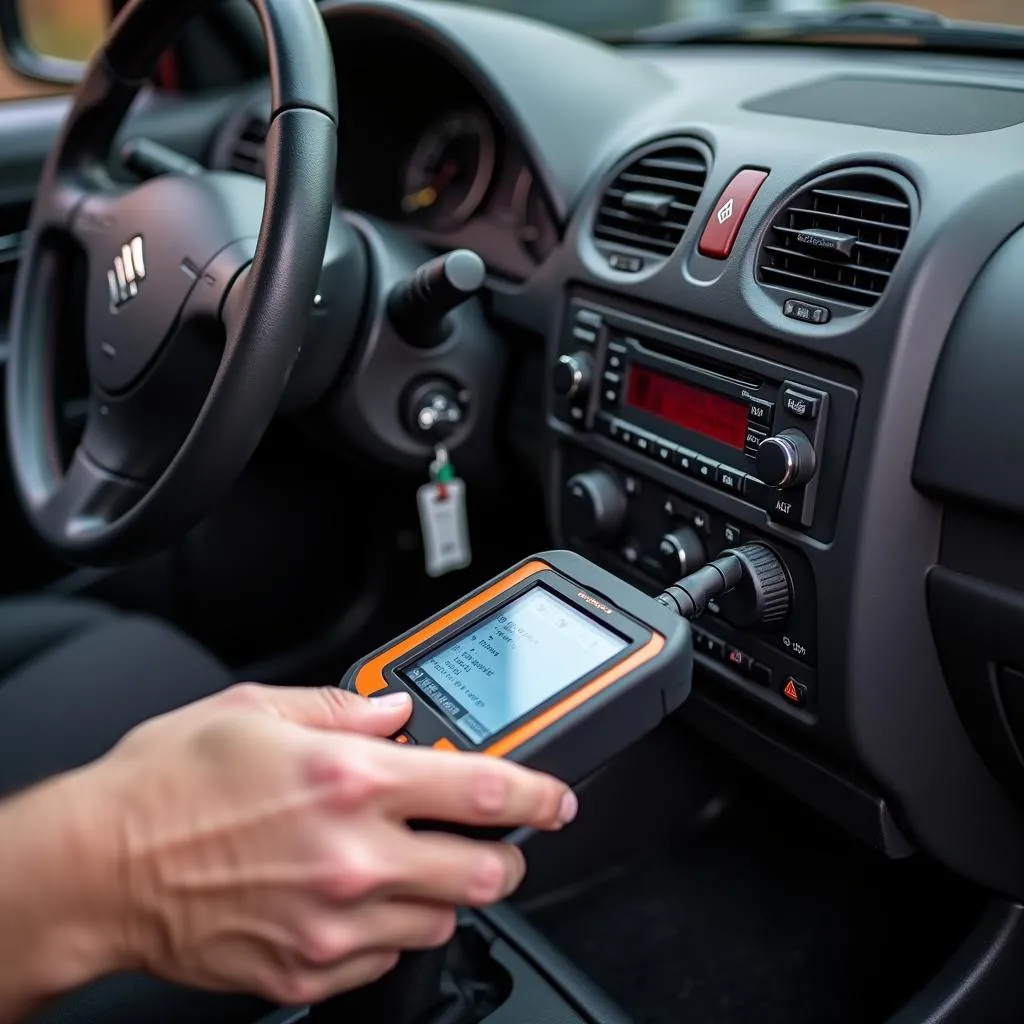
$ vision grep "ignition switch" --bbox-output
[403,379,468,444]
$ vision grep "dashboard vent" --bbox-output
[758,172,911,308]
[593,144,709,267]
[228,116,268,177]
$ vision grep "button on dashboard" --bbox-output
[654,440,676,465]
[676,447,698,475]
[747,398,774,428]
[781,386,820,421]
[783,298,830,325]
[697,168,769,260]
[632,431,655,456]
[716,465,746,494]
[695,456,718,483]
[781,677,808,707]
[574,308,603,329]
[726,647,753,673]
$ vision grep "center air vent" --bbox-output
[758,171,912,309]
[593,143,709,272]
[229,116,268,178]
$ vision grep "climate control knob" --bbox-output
[563,469,626,541]
[657,527,707,584]
[553,352,593,401]
[756,429,817,490]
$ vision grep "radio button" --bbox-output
[675,447,698,475]
[633,431,655,456]
[574,308,603,329]
[654,439,676,466]
[716,465,746,495]
[554,352,593,401]
[596,414,617,438]
[747,398,774,428]
[603,371,622,385]
[756,429,817,490]
[696,456,719,483]
[781,386,820,421]
[745,426,768,457]
[572,326,598,346]
[607,352,625,372]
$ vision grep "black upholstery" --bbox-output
[0,597,234,798]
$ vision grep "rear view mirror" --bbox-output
[0,0,108,83]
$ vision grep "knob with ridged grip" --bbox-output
[716,543,791,629]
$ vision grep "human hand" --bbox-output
[84,684,576,1005]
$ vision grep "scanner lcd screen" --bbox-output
[401,586,628,744]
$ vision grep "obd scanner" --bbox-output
[315,544,791,1024]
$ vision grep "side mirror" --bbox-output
[0,0,108,84]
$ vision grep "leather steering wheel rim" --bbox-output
[6,0,337,566]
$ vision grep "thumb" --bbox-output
[241,684,412,735]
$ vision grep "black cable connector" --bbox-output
[656,542,791,627]
[656,551,744,620]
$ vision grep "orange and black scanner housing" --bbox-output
[341,550,692,783]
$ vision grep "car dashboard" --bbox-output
[207,0,1024,901]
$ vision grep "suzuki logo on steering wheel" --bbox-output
[107,236,147,311]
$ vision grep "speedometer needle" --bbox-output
[403,159,458,212]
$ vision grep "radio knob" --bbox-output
[657,527,707,584]
[563,469,626,541]
[756,430,817,490]
[553,352,593,401]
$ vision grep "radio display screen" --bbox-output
[626,367,748,450]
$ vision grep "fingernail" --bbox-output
[558,790,578,826]
[370,693,412,709]
[503,849,527,895]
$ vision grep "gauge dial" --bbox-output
[513,168,559,263]
[401,110,496,229]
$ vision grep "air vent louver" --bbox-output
[593,144,709,266]
[758,172,911,309]
[229,117,268,177]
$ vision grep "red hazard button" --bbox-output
[698,168,769,259]
[781,677,808,707]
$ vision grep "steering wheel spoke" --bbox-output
[37,448,145,547]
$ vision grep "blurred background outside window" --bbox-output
[3,0,1023,98]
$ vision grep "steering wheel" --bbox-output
[5,0,337,566]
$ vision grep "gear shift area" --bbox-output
[301,905,629,1024]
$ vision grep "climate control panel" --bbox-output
[556,446,819,719]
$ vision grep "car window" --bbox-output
[459,0,1024,36]
[19,0,107,63]
[0,0,106,100]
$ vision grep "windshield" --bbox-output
[448,1,1024,37]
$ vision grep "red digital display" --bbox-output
[626,367,748,450]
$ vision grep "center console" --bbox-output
[549,295,859,726]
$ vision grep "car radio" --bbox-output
[552,301,845,530]
[546,297,859,722]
